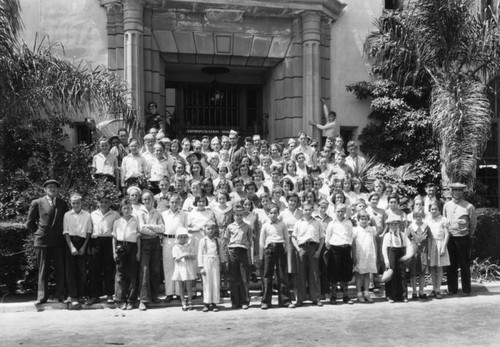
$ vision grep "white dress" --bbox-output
[353,226,378,274]
[172,243,196,281]
[426,215,450,267]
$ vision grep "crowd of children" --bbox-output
[31,124,476,311]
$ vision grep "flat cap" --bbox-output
[449,182,466,189]
[43,179,61,188]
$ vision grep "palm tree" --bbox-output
[0,0,136,173]
[364,0,498,189]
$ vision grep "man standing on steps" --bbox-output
[228,129,246,174]
[443,182,477,296]
[27,179,69,305]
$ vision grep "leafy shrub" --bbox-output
[0,222,30,294]
[472,208,500,263]
[471,258,500,283]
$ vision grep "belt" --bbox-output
[164,234,176,238]
[267,242,284,247]
[300,241,318,247]
[332,244,351,249]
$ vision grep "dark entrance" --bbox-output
[166,83,262,140]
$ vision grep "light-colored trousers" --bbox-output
[162,238,180,296]
[201,255,221,304]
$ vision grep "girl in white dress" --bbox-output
[353,211,377,303]
[172,228,196,310]
[426,201,450,299]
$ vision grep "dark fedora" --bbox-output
[42,179,61,188]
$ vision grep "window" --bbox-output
[385,0,401,10]
[74,122,93,145]
[477,121,498,207]
[488,77,500,118]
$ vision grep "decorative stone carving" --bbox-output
[204,9,244,23]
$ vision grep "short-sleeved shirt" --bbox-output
[260,221,289,249]
[112,216,139,243]
[121,154,147,181]
[225,221,253,249]
[63,210,93,238]
[326,218,354,246]
[92,152,118,176]
[162,209,188,236]
[138,207,164,239]
[443,199,477,237]
[90,209,120,238]
[292,217,324,245]
[147,156,175,181]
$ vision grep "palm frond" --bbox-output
[0,0,21,54]
[431,76,492,189]
[0,40,135,126]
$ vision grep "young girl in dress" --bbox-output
[426,201,450,299]
[406,209,429,299]
[172,228,196,311]
[198,221,222,312]
[352,210,377,303]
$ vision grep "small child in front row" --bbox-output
[382,217,414,303]
[113,198,141,310]
[63,193,92,307]
[352,211,377,303]
[406,209,429,300]
[172,228,197,311]
[198,221,222,312]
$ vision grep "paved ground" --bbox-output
[1,283,500,346]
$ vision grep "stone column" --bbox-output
[123,0,145,128]
[302,11,322,143]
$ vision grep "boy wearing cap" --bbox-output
[27,179,69,305]
[443,182,477,296]
[63,193,93,307]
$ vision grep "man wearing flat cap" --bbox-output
[26,179,69,305]
[443,182,477,296]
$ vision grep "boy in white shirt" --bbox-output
[63,193,92,307]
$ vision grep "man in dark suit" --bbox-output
[228,130,246,174]
[26,179,69,304]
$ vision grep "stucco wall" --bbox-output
[330,0,382,142]
[19,0,108,66]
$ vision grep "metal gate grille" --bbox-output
[183,85,239,129]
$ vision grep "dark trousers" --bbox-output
[262,243,292,305]
[115,242,138,303]
[447,235,472,294]
[327,245,353,284]
[89,237,115,298]
[139,237,162,303]
[386,247,407,301]
[66,236,87,299]
[228,247,250,306]
[36,246,65,301]
[296,243,321,302]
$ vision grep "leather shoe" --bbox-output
[35,299,47,305]
[139,302,147,311]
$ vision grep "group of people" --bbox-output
[27,121,478,312]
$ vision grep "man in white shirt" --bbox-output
[161,194,187,301]
[345,141,366,177]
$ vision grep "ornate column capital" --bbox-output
[302,11,322,42]
[123,0,144,32]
